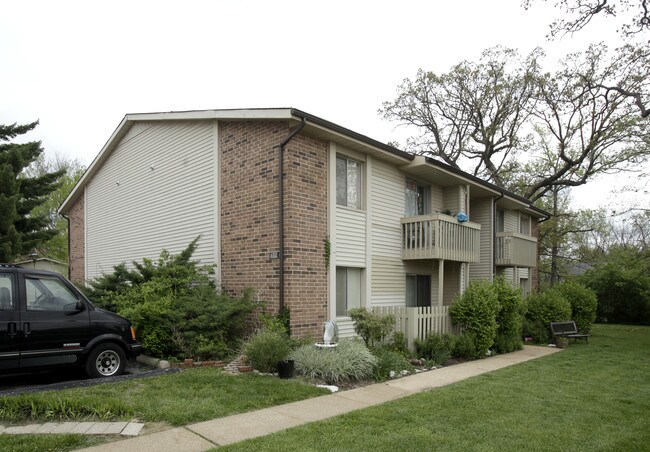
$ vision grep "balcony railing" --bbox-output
[495,232,537,268]
[401,213,481,262]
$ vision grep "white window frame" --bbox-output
[336,155,363,209]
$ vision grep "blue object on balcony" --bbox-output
[457,212,469,222]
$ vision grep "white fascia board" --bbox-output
[125,108,294,122]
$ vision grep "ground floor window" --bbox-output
[406,274,431,308]
[336,267,362,316]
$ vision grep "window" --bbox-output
[496,209,505,233]
[25,276,79,311]
[405,179,431,216]
[336,267,362,316]
[519,214,531,235]
[406,274,431,308]
[336,156,362,209]
[0,273,14,310]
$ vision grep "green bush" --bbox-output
[523,289,572,343]
[290,340,377,384]
[579,246,650,325]
[86,239,256,360]
[348,308,395,347]
[244,329,292,373]
[554,281,598,332]
[371,347,415,382]
[493,277,524,353]
[452,332,477,359]
[450,280,499,356]
[414,332,455,364]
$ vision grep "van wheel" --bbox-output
[85,343,126,378]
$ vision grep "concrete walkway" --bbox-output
[0,421,144,436]
[75,345,560,451]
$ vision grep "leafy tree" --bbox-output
[24,153,85,262]
[0,121,64,262]
[380,47,540,186]
[523,0,649,118]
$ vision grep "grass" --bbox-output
[218,324,650,451]
[0,368,329,451]
[0,368,329,426]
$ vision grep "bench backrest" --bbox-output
[550,321,578,336]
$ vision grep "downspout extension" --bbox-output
[279,117,306,312]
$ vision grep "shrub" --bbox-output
[449,280,499,356]
[554,281,598,332]
[414,332,455,365]
[387,331,411,358]
[87,239,256,360]
[493,277,525,353]
[523,289,572,343]
[243,329,292,373]
[348,308,395,347]
[452,332,477,359]
[290,340,377,384]
[371,347,415,382]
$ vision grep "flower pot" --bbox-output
[277,360,295,379]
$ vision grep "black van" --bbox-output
[0,264,141,378]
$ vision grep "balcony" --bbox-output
[495,232,537,268]
[401,214,481,262]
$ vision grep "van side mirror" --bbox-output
[76,300,85,311]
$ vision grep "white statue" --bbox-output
[323,320,336,345]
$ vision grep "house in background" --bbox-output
[59,109,548,339]
[13,257,68,276]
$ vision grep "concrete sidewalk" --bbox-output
[77,346,560,451]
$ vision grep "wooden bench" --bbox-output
[549,321,591,344]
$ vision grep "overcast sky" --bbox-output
[1,0,645,211]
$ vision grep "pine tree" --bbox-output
[0,121,64,262]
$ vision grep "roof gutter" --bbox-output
[278,116,306,312]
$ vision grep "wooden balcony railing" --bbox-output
[401,214,481,262]
[495,232,537,268]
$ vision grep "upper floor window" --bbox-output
[496,209,505,233]
[405,179,431,216]
[519,214,531,235]
[336,156,362,209]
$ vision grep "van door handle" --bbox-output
[8,322,17,338]
[23,322,30,337]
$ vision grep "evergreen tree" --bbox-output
[0,121,64,262]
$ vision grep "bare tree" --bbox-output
[380,47,540,186]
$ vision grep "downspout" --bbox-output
[493,192,504,279]
[278,116,306,312]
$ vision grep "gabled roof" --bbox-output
[58,108,549,218]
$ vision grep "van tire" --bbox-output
[85,343,126,378]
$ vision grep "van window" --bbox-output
[0,273,14,310]
[25,276,79,311]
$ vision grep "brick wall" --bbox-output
[283,135,328,337]
[219,121,328,338]
[68,193,85,283]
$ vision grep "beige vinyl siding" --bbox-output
[337,319,356,338]
[443,186,460,213]
[443,261,461,305]
[86,120,217,280]
[504,210,518,232]
[469,197,494,282]
[370,159,406,306]
[335,207,366,267]
[431,184,444,212]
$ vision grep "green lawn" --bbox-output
[0,368,329,452]
[220,324,650,451]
